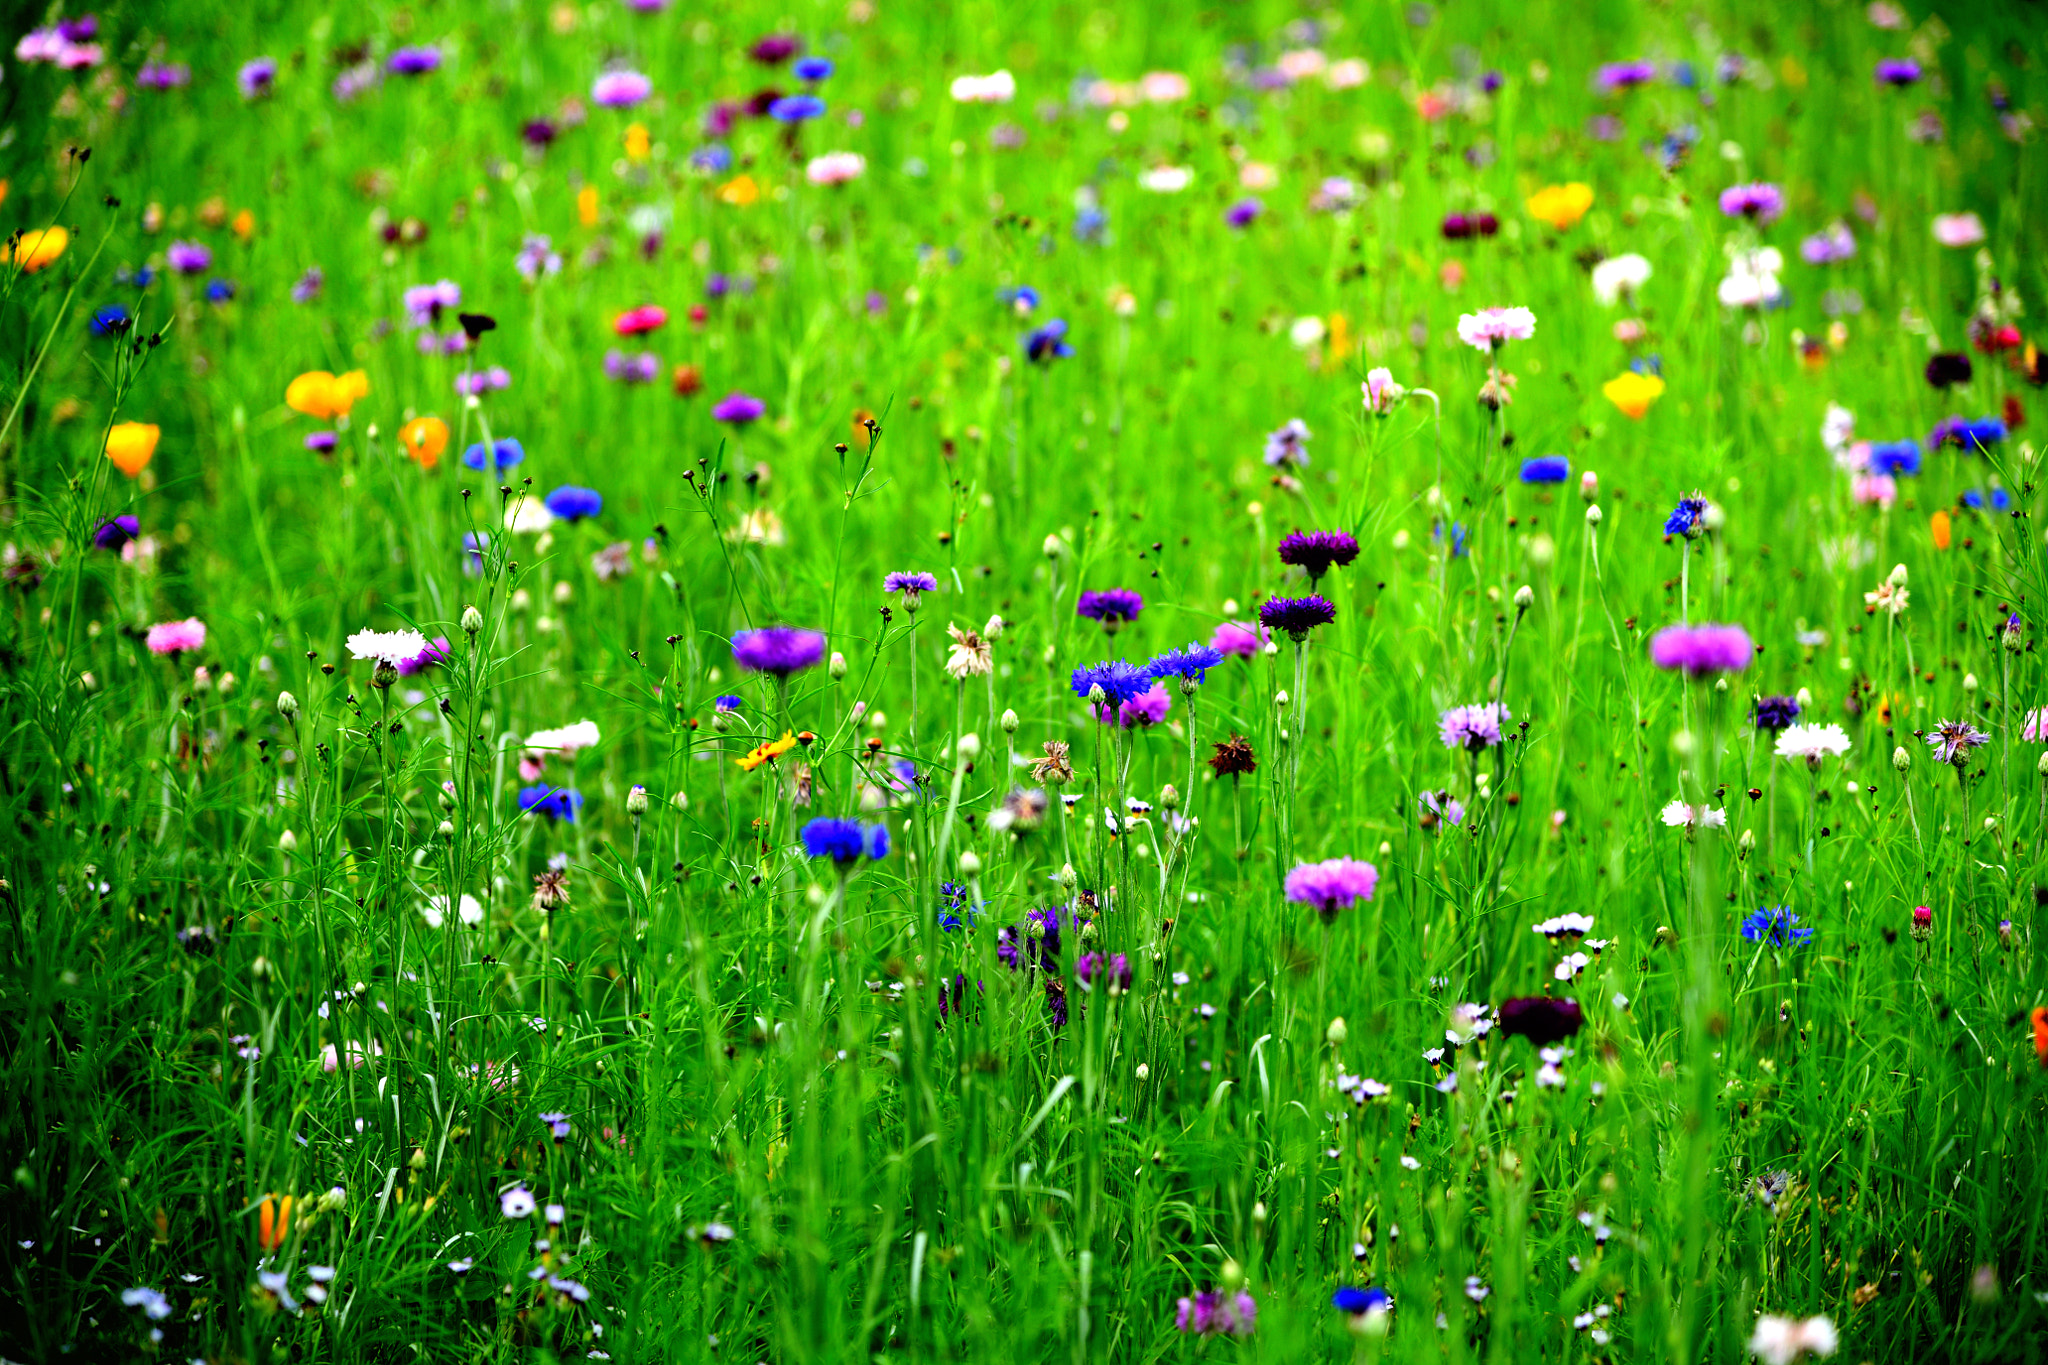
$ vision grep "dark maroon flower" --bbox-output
[1497,996,1584,1045]
[1926,352,1973,389]
[749,33,801,64]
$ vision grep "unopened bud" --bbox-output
[1135,1062,1150,1080]
[1220,1259,1244,1289]
[1579,470,1598,501]
[1000,707,1020,734]
[827,650,848,680]
[437,819,455,841]
[984,614,1005,639]
[1796,687,1813,709]
[1586,504,1604,526]
[279,829,298,853]
[626,785,649,815]
[1888,562,1909,588]
[671,789,690,812]
[955,733,982,763]
[372,661,399,689]
[1984,814,2000,831]
[1963,672,1978,693]
[1738,828,1755,858]
[277,690,299,720]
[957,849,982,875]
[1054,862,1077,890]
[1513,584,1534,610]
[1326,1016,1348,1046]
[553,580,573,605]
[1043,534,1064,559]
[1274,690,1290,709]
[1087,684,1107,706]
[461,604,484,635]
[1894,745,1912,772]
[1160,784,1180,811]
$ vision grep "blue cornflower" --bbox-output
[1071,660,1151,707]
[1520,455,1570,483]
[998,284,1040,313]
[1961,487,2012,511]
[1023,318,1074,363]
[518,785,584,823]
[884,570,940,596]
[768,94,826,122]
[801,817,890,865]
[1146,644,1226,687]
[938,881,984,931]
[1867,440,1921,477]
[205,278,237,303]
[793,55,833,82]
[463,438,525,471]
[1628,353,1662,376]
[1929,416,2007,452]
[1664,494,1709,538]
[1074,206,1108,243]
[690,143,734,173]
[1739,906,1812,948]
[714,695,743,713]
[89,305,131,336]
[1333,1286,1392,1315]
[544,485,603,521]
[1432,520,1470,557]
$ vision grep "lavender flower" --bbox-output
[1595,60,1659,92]
[1284,857,1379,923]
[1799,223,1856,264]
[1075,951,1132,991]
[386,46,441,75]
[604,350,660,384]
[732,627,826,677]
[711,392,766,425]
[403,280,461,327]
[1263,418,1312,467]
[291,267,324,303]
[1259,594,1336,640]
[1438,703,1509,752]
[515,234,563,281]
[166,241,212,274]
[1095,681,1172,729]
[1925,719,1989,767]
[884,571,939,601]
[1874,58,1922,86]
[1752,695,1800,731]
[1649,623,1754,676]
[1718,182,1785,224]
[237,56,277,99]
[1176,1290,1257,1337]
[592,70,653,107]
[1276,530,1359,582]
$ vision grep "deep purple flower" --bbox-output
[1924,353,1973,389]
[1095,681,1172,729]
[1496,996,1584,1044]
[1928,415,2006,450]
[396,636,452,676]
[1023,318,1074,363]
[545,486,603,521]
[137,62,191,90]
[304,431,338,453]
[1752,695,1800,731]
[1077,588,1144,630]
[1925,719,1989,767]
[711,392,766,425]
[386,46,441,75]
[237,57,277,99]
[1283,857,1379,923]
[998,905,1063,971]
[166,241,211,274]
[1177,1289,1257,1337]
[884,571,939,596]
[522,119,559,148]
[732,626,826,677]
[1075,951,1132,991]
[1276,529,1358,582]
[1225,198,1264,229]
[1718,183,1784,224]
[1649,623,1754,676]
[291,267,324,304]
[1875,58,1922,86]
[1441,212,1499,240]
[93,515,139,551]
[58,15,97,41]
[1259,594,1336,640]
[750,33,802,64]
[1595,60,1659,92]
[1070,661,1150,707]
[1439,703,1509,752]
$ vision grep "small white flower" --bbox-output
[422,893,484,929]
[346,628,429,666]
[1775,723,1851,767]
[501,1187,537,1219]
[1749,1314,1839,1365]
[1138,165,1194,193]
[1590,253,1652,306]
[1660,798,1727,829]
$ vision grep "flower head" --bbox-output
[1741,906,1814,949]
[1664,495,1710,538]
[544,486,603,521]
[1520,455,1570,483]
[387,46,441,75]
[805,151,866,185]
[1925,719,1989,767]
[146,618,206,656]
[1497,996,1584,1044]
[1800,223,1857,264]
[711,392,766,424]
[1929,415,2006,450]
[1146,644,1226,687]
[1719,182,1785,223]
[732,627,826,677]
[1284,857,1379,923]
[1259,594,1336,640]
[592,70,652,107]
[1932,212,1985,247]
[1176,1289,1257,1337]
[769,94,826,122]
[1591,253,1652,305]
[1076,588,1144,629]
[1439,703,1509,752]
[1361,368,1405,414]
[884,570,939,597]
[1748,1314,1838,1365]
[1070,660,1151,707]
[518,785,584,822]
[801,818,891,865]
[1209,734,1257,777]
[1603,371,1665,420]
[1752,695,1801,730]
[285,369,369,420]
[347,628,430,666]
[105,422,160,478]
[1023,318,1074,362]
[1650,623,1753,676]
[461,437,525,471]
[1095,681,1172,729]
[1276,530,1359,582]
[1526,182,1593,230]
[1209,620,1269,658]
[93,515,140,551]
[237,56,277,98]
[945,624,992,679]
[1456,305,1536,351]
[1263,418,1313,467]
[1774,723,1850,768]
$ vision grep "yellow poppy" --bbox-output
[1525,182,1593,231]
[285,369,370,420]
[624,122,651,161]
[716,174,760,207]
[13,226,69,273]
[1601,371,1665,420]
[577,184,599,227]
[736,730,798,771]
[399,415,449,469]
[105,422,161,477]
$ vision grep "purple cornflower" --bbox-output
[750,33,802,63]
[604,350,660,384]
[1176,1290,1257,1336]
[711,392,766,425]
[1440,212,1500,239]
[397,637,452,677]
[1284,857,1379,923]
[768,94,826,122]
[998,905,1063,970]
[1077,588,1144,631]
[1718,182,1785,224]
[522,119,559,148]
[1145,644,1226,688]
[1023,318,1074,362]
[1496,996,1583,1044]
[455,366,512,397]
[1075,951,1132,992]
[1420,789,1465,827]
[237,56,277,99]
[1225,198,1264,228]
[1595,60,1659,92]
[883,571,939,601]
[1439,703,1509,752]
[136,62,191,90]
[1752,695,1800,730]
[592,70,653,107]
[732,627,826,677]
[1664,494,1709,538]
[386,46,441,75]
[1929,415,2005,450]
[1649,623,1754,676]
[1924,353,1974,389]
[1263,418,1312,468]
[166,241,211,274]
[515,234,563,281]
[1071,660,1151,707]
[544,486,603,521]
[1799,223,1856,264]
[291,267,324,304]
[1095,681,1172,729]
[93,515,139,550]
[1276,529,1358,582]
[1875,58,1922,86]
[1925,719,1989,767]
[1259,594,1336,640]
[304,431,338,453]
[403,280,461,328]
[1209,621,1269,658]
[801,817,891,865]
[1739,906,1813,948]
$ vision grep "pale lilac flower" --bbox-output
[1455,305,1536,351]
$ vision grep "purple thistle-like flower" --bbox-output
[1277,529,1359,582]
[1439,703,1509,752]
[731,627,826,677]
[1595,60,1659,92]
[1799,223,1856,264]
[396,636,452,676]
[1023,318,1074,363]
[1071,660,1151,707]
[1874,58,1922,86]
[1263,418,1312,467]
[137,62,191,90]
[1176,1289,1257,1336]
[403,279,461,327]
[237,56,277,99]
[604,349,660,384]
[1077,588,1144,629]
[1075,951,1132,991]
[592,70,653,107]
[750,33,802,64]
[1649,623,1754,677]
[1718,182,1785,224]
[166,241,212,274]
[1095,681,1172,729]
[93,515,139,551]
[1925,719,1989,767]
[1284,857,1379,923]
[386,46,441,75]
[1225,198,1264,228]
[1259,594,1336,640]
[884,571,939,595]
[711,392,766,424]
[1753,695,1800,730]
[1496,996,1584,1044]
[997,905,1063,971]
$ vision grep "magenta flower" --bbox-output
[146,618,207,656]
[1209,620,1270,658]
[1718,182,1785,224]
[1283,857,1379,923]
[712,392,766,425]
[592,70,652,107]
[1649,623,1754,676]
[1094,681,1172,729]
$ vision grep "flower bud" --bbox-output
[1579,470,1599,501]
[1160,784,1180,811]
[1894,745,1912,772]
[1135,1062,1150,1080]
[957,850,982,875]
[1087,684,1107,706]
[1963,672,1978,693]
[1738,828,1754,858]
[372,661,399,689]
[1274,690,1290,709]
[279,829,298,853]
[461,604,484,635]
[1043,534,1064,559]
[510,588,531,613]
[955,732,982,763]
[1888,562,1909,588]
[1220,1259,1244,1290]
[437,820,455,841]
[1078,916,1098,941]
[671,789,690,812]
[1054,862,1078,890]
[1586,504,1603,526]
[1000,707,1020,734]
[1984,813,2000,831]
[1326,1016,1348,1046]
[1513,584,1535,610]
[626,785,649,815]
[278,690,300,720]
[1795,687,1813,708]
[984,614,1005,640]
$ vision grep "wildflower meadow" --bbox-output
[6,1,2048,1360]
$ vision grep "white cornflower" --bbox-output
[1775,723,1852,769]
[1749,1314,1839,1365]
[346,628,429,665]
[1590,253,1652,306]
[1660,799,1727,829]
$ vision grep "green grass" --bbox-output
[2,0,2047,1361]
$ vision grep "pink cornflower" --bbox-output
[1209,620,1269,657]
[1455,305,1536,351]
[1095,681,1172,729]
[1852,474,1897,507]
[146,618,207,656]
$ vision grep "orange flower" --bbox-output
[2033,1005,2048,1069]
[398,415,448,469]
[285,370,369,420]
[672,363,703,397]
[736,731,798,771]
[231,209,255,241]
[12,226,69,273]
[258,1194,293,1252]
[1601,371,1665,420]
[577,184,599,227]
[716,174,760,207]
[624,122,651,161]
[1526,182,1593,231]
[105,422,161,478]
[1931,509,1952,550]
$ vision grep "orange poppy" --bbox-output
[258,1193,293,1251]
[13,226,69,273]
[398,415,448,469]
[1931,510,1952,550]
[105,422,161,477]
[2033,1006,2048,1068]
[285,370,369,420]
[1526,182,1594,231]
[716,174,760,207]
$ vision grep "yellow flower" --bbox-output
[285,370,370,420]
[1525,182,1593,231]
[231,208,255,241]
[577,184,599,227]
[398,415,448,469]
[105,422,161,478]
[716,174,760,207]
[624,122,651,161]
[13,226,69,273]
[1601,371,1665,420]
[736,730,798,771]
